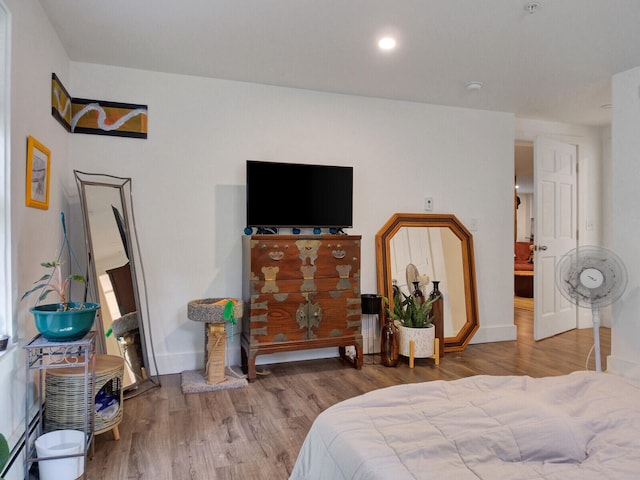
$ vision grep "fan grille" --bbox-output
[555,246,628,308]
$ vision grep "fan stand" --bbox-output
[592,305,602,373]
[555,246,628,375]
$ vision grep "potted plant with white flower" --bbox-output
[385,280,440,360]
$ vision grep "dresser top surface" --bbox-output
[246,234,361,240]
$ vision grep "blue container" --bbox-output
[30,302,100,341]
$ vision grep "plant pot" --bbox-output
[30,302,100,342]
[397,323,435,358]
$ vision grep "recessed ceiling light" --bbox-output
[465,81,483,91]
[378,37,396,51]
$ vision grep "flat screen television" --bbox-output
[246,160,353,229]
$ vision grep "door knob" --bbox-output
[536,245,548,251]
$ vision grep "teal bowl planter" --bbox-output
[30,302,100,342]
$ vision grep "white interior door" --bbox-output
[533,136,577,340]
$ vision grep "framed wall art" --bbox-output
[51,73,72,132]
[25,136,51,209]
[51,73,148,139]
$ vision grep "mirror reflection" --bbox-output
[389,226,466,337]
[75,170,160,396]
[376,213,479,352]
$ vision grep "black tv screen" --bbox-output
[246,160,353,229]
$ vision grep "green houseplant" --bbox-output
[385,288,440,359]
[21,259,87,307]
[22,213,100,341]
[0,432,8,480]
[385,289,439,329]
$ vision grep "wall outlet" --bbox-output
[424,197,433,211]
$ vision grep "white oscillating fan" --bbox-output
[555,245,628,372]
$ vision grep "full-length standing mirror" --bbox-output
[75,170,160,395]
[376,213,479,352]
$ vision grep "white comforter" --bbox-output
[290,371,640,479]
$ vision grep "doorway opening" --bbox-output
[514,142,534,313]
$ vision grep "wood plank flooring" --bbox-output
[85,309,610,479]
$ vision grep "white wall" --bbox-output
[1,0,70,477]
[609,66,640,378]
[67,63,517,373]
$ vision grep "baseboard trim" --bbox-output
[607,355,640,379]
[2,410,39,479]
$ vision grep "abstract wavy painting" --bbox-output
[51,73,148,139]
[51,73,72,131]
[71,98,148,138]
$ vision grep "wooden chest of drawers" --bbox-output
[241,235,363,381]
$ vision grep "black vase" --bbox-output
[412,281,424,305]
[429,281,444,357]
[429,281,442,300]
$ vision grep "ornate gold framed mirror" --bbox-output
[375,213,479,352]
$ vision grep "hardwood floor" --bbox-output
[85,309,610,479]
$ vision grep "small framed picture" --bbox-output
[25,136,51,209]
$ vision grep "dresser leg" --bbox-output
[338,346,347,363]
[241,344,257,382]
[240,345,248,373]
[355,342,363,369]
[246,359,256,382]
[339,344,363,370]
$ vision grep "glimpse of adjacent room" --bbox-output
[515,142,534,312]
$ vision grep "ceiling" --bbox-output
[38,0,640,128]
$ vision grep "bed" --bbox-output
[289,371,640,479]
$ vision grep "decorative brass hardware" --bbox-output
[301,265,316,280]
[251,326,268,336]
[296,239,321,265]
[296,298,322,339]
[261,266,280,293]
[269,251,284,260]
[336,264,351,279]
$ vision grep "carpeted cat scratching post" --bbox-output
[187,298,243,386]
[111,311,145,382]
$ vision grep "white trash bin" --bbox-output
[35,429,85,480]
